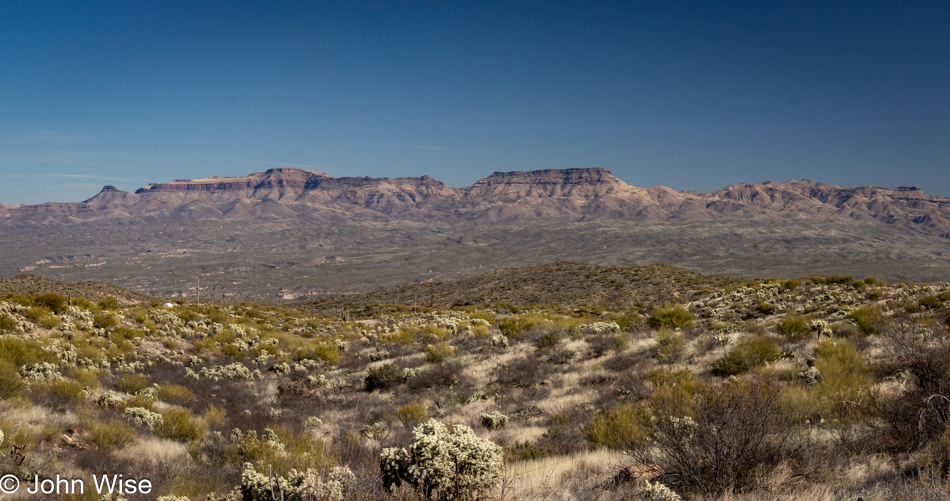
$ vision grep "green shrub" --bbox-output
[711,336,782,377]
[116,373,150,394]
[396,402,428,429]
[31,293,67,313]
[0,313,16,332]
[93,311,120,329]
[0,359,25,398]
[757,301,776,316]
[654,330,685,361]
[782,279,800,291]
[425,342,455,363]
[777,312,811,340]
[50,378,86,403]
[88,417,137,449]
[849,305,886,334]
[919,295,942,309]
[648,303,693,329]
[98,297,120,309]
[587,403,652,450]
[498,314,551,338]
[157,408,206,443]
[24,306,60,329]
[157,384,195,405]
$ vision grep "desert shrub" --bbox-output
[299,340,342,365]
[654,330,685,362]
[494,356,549,388]
[24,306,60,329]
[157,384,195,406]
[396,402,428,429]
[635,378,799,496]
[0,336,55,366]
[648,303,693,329]
[498,314,552,340]
[587,403,652,450]
[919,295,942,309]
[479,411,508,430]
[88,417,138,449]
[425,341,456,363]
[157,408,206,443]
[879,325,950,449]
[32,293,67,313]
[93,311,120,329]
[756,301,776,316]
[379,419,503,500]
[0,359,25,398]
[533,329,564,349]
[782,339,871,422]
[782,279,800,291]
[777,312,811,340]
[116,373,150,394]
[849,305,886,334]
[364,363,404,392]
[0,313,16,332]
[50,378,86,403]
[711,336,782,377]
[98,297,120,309]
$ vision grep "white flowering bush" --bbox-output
[380,419,503,500]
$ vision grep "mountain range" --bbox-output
[1,167,949,300]
[1,167,948,237]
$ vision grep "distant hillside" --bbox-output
[0,274,152,303]
[304,262,745,314]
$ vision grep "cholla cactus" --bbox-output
[201,362,252,382]
[239,463,354,501]
[379,418,503,500]
[479,411,508,430]
[95,390,126,408]
[0,429,4,446]
[636,480,681,501]
[580,322,621,334]
[156,497,191,501]
[20,362,62,382]
[124,407,164,430]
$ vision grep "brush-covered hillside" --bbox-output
[1,270,950,500]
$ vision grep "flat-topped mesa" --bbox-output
[135,168,331,194]
[465,167,635,202]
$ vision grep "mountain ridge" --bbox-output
[2,167,948,237]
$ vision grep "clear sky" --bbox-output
[1,1,949,204]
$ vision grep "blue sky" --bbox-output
[1,1,948,204]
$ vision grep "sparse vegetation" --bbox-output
[0,272,946,500]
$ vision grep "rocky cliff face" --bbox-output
[3,168,949,237]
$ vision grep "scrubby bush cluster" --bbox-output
[0,277,949,499]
